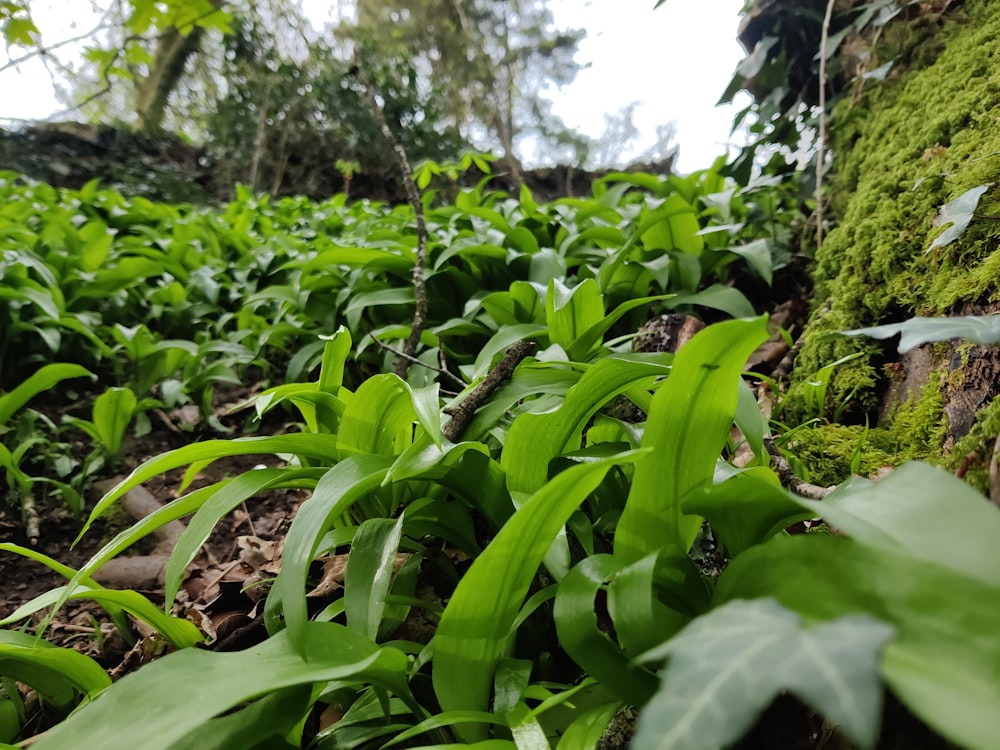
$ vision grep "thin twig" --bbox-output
[442,341,535,443]
[0,12,114,75]
[356,59,429,380]
[373,338,466,389]
[771,332,805,381]
[816,0,837,252]
[764,438,834,500]
[989,434,1000,509]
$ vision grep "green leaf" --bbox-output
[554,702,620,750]
[170,686,312,750]
[545,278,604,352]
[554,555,659,707]
[345,516,404,640]
[633,599,894,750]
[640,196,703,254]
[266,455,393,645]
[31,623,413,750]
[682,469,812,557]
[91,387,138,455]
[318,326,352,393]
[727,238,773,284]
[927,184,989,251]
[792,462,1000,587]
[616,317,769,561]
[565,293,675,361]
[2,584,202,648]
[80,433,343,539]
[2,17,38,47]
[0,364,94,425]
[505,701,549,750]
[0,630,110,710]
[501,357,670,496]
[842,314,1000,353]
[662,284,755,319]
[163,469,323,606]
[337,374,417,457]
[716,535,1000,750]
[432,453,640,740]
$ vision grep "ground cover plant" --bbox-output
[2,138,999,750]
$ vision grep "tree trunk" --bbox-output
[133,1,225,132]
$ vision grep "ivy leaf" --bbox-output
[842,314,1000,353]
[926,184,990,251]
[633,599,894,750]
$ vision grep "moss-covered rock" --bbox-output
[786,0,1000,445]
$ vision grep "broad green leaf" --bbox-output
[616,317,769,561]
[470,324,547,381]
[565,293,675,361]
[842,314,1000,353]
[633,599,893,750]
[31,623,413,750]
[640,195,703,254]
[682,469,812,557]
[555,702,620,750]
[927,184,989,251]
[662,284,755,319]
[345,516,404,640]
[727,238,773,284]
[608,552,687,657]
[2,584,202,648]
[553,555,659,707]
[716,535,1000,750]
[91,386,138,455]
[318,326,352,393]
[3,17,39,47]
[505,701,549,750]
[0,364,94,425]
[0,630,110,710]
[266,455,393,645]
[80,433,343,539]
[433,453,639,740]
[170,685,312,750]
[501,357,670,496]
[793,461,1000,587]
[545,278,604,352]
[383,712,507,747]
[337,374,416,457]
[344,288,415,330]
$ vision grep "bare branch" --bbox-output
[764,437,834,501]
[442,340,535,442]
[815,0,836,252]
[355,60,430,380]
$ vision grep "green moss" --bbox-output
[885,378,950,462]
[785,379,949,486]
[789,0,1000,421]
[785,424,894,487]
[946,395,1000,494]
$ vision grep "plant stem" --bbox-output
[816,0,837,252]
[356,61,429,380]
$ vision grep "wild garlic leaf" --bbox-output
[633,598,894,750]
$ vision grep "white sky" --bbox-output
[1,0,750,174]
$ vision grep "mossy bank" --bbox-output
[784,0,1000,481]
